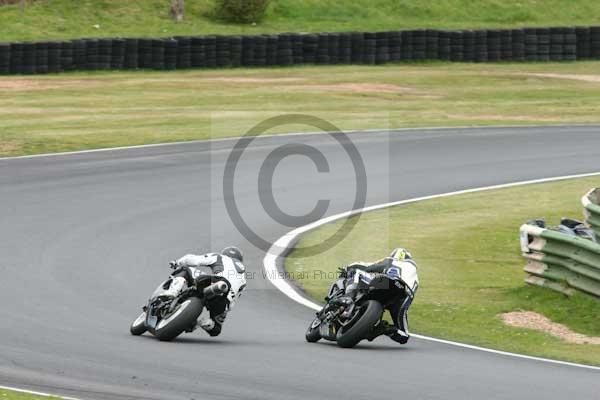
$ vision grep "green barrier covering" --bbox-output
[520,221,600,298]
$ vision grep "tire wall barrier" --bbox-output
[520,189,600,299]
[1,26,600,74]
[582,188,600,238]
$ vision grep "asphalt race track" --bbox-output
[1,126,599,400]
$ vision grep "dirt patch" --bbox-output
[446,114,564,122]
[0,79,108,91]
[523,73,600,83]
[203,77,305,83]
[0,139,22,154]
[500,311,600,345]
[289,82,418,94]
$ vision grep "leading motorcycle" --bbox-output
[130,265,229,341]
[305,266,414,348]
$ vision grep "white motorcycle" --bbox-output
[130,266,230,341]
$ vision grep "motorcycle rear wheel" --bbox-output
[336,300,383,348]
[154,297,204,341]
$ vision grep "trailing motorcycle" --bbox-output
[305,265,414,348]
[130,266,230,341]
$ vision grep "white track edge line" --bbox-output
[0,384,81,400]
[263,171,600,371]
[1,123,596,161]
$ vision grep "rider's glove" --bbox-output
[169,260,178,269]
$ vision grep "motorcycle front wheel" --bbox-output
[336,300,383,348]
[305,317,322,343]
[130,311,148,336]
[154,297,204,341]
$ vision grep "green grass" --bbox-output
[2,61,600,157]
[0,389,61,399]
[286,177,600,365]
[2,0,600,41]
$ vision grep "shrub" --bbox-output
[215,0,270,24]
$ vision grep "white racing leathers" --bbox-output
[176,253,247,307]
[174,253,246,336]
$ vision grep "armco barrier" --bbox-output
[1,26,600,75]
[582,188,600,237]
[520,223,600,298]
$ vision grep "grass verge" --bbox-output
[286,176,600,365]
[3,0,600,41]
[2,61,600,157]
[0,389,61,399]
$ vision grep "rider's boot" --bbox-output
[386,328,409,344]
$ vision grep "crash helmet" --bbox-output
[222,246,243,262]
[389,248,412,261]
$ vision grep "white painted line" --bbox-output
[0,384,81,399]
[1,123,596,161]
[263,171,600,371]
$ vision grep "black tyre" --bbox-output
[154,298,204,342]
[130,311,148,336]
[305,317,322,343]
[336,300,383,348]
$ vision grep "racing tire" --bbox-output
[154,298,204,341]
[130,311,148,336]
[305,317,322,343]
[336,300,383,348]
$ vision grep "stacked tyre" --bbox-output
[0,42,11,74]
[98,39,112,70]
[277,33,294,66]
[590,27,600,59]
[34,42,48,74]
[399,31,411,61]
[511,29,525,61]
[164,38,178,70]
[124,38,139,69]
[450,31,463,62]
[302,34,318,65]
[412,30,426,60]
[474,30,487,62]
[362,32,376,64]
[86,39,99,70]
[339,32,353,64]
[350,32,364,63]
[9,43,23,74]
[111,38,125,69]
[500,30,512,61]
[576,27,591,59]
[536,28,551,61]
[230,36,242,67]
[426,30,439,60]
[60,41,74,71]
[138,39,153,69]
[462,30,476,62]
[175,37,191,69]
[252,36,266,67]
[524,28,538,61]
[438,30,450,61]
[72,39,87,70]
[216,36,230,67]
[46,41,61,73]
[190,37,206,68]
[375,32,389,64]
[205,36,217,68]
[487,30,501,62]
[388,31,402,62]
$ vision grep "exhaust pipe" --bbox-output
[203,281,229,299]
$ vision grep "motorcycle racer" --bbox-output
[338,248,418,344]
[169,246,246,337]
